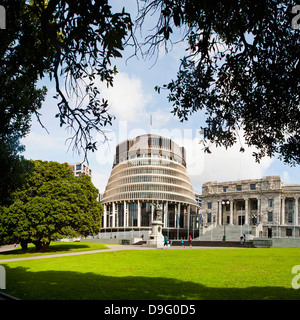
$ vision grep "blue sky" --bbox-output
[21,0,300,193]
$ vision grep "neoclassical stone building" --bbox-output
[201,176,300,238]
[101,134,200,239]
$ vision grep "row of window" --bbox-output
[103,191,195,204]
[104,184,194,199]
[108,167,189,185]
[115,152,185,167]
[222,184,257,192]
[206,199,296,210]
[148,137,172,150]
[104,202,199,228]
[267,212,299,223]
[119,158,184,170]
[106,175,192,191]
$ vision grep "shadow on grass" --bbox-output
[0,244,92,256]
[2,265,300,300]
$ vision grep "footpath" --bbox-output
[0,243,237,263]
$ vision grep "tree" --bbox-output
[0,160,103,251]
[0,0,133,204]
[0,74,47,205]
[137,0,300,165]
[1,0,133,159]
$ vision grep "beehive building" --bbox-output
[100,134,200,239]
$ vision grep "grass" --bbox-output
[0,241,108,259]
[1,245,300,300]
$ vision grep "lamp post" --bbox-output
[222,200,229,241]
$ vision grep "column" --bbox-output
[257,198,261,224]
[137,200,141,227]
[164,201,168,227]
[112,202,115,228]
[187,205,190,235]
[151,203,154,222]
[218,201,222,225]
[103,204,107,228]
[124,201,128,227]
[230,199,233,225]
[178,202,181,228]
[281,197,285,225]
[295,197,299,226]
[245,198,249,225]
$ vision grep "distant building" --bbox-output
[201,176,300,238]
[69,162,92,177]
[194,191,202,207]
[98,193,103,203]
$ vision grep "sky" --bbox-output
[21,0,300,194]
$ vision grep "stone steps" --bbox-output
[198,224,253,241]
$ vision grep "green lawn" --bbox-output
[1,246,300,300]
[0,241,108,259]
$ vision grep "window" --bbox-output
[207,213,212,223]
[141,203,152,227]
[268,212,273,222]
[207,202,212,209]
[128,203,138,226]
[268,199,273,208]
[223,186,228,192]
[76,164,81,171]
[286,229,292,237]
[250,184,256,190]
[288,213,293,223]
[288,200,294,210]
[236,185,242,191]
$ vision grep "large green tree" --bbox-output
[0,160,103,251]
[137,0,300,165]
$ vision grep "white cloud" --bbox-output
[282,171,290,183]
[188,140,274,191]
[92,171,110,193]
[100,72,152,123]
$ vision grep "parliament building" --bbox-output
[201,176,300,238]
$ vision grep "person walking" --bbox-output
[240,235,244,244]
[164,236,168,247]
[189,235,192,247]
[181,237,185,248]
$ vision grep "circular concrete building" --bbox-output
[100,134,200,239]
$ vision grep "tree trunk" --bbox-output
[33,240,50,251]
[20,240,28,251]
[33,240,42,251]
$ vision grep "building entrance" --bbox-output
[238,216,245,225]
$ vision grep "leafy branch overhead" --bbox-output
[1,0,299,167]
[138,0,300,165]
[1,0,134,159]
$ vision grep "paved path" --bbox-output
[0,244,234,263]
[0,245,20,253]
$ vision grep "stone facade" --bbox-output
[201,176,300,238]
